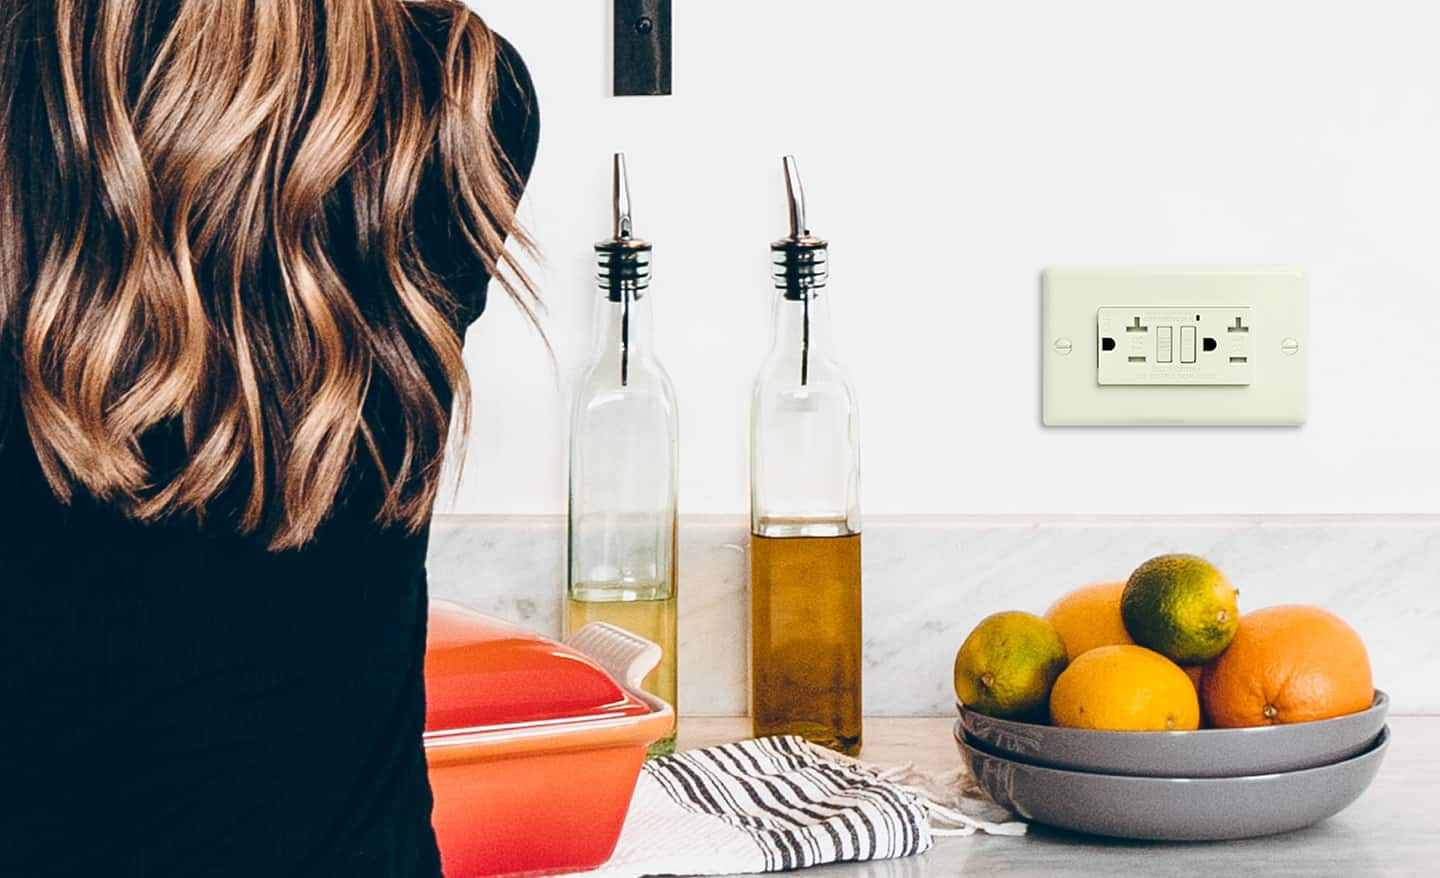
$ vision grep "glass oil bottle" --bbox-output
[749,156,863,756]
[564,154,680,756]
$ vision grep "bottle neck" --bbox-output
[590,287,654,384]
[768,291,833,371]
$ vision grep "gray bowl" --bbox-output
[957,689,1387,778]
[956,724,1389,841]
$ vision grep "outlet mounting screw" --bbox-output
[1280,337,1300,356]
[1053,337,1073,356]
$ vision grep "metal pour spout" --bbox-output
[613,152,633,240]
[770,156,828,300]
[771,155,829,386]
[783,155,808,239]
[594,152,652,303]
[595,152,653,387]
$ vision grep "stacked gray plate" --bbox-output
[954,690,1389,841]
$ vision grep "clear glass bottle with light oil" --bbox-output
[565,154,679,756]
[749,156,862,756]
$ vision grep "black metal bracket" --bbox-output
[613,0,671,96]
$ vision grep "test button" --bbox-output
[1157,326,1174,363]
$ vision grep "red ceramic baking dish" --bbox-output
[423,600,673,877]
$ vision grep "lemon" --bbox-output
[954,611,1068,722]
[1049,644,1201,731]
[1121,554,1239,664]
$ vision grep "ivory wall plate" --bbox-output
[1042,267,1308,426]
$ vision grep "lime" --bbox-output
[954,611,1069,722]
[1121,554,1239,664]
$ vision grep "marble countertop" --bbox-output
[675,716,1438,878]
[432,516,1440,718]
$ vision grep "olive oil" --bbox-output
[750,528,862,755]
[566,581,677,756]
[748,158,863,756]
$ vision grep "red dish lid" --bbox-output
[424,600,650,733]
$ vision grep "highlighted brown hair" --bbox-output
[0,0,536,548]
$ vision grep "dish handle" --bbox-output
[563,623,663,693]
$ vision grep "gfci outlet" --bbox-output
[1043,267,1307,426]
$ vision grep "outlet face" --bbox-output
[1043,267,1307,426]
[1097,307,1252,386]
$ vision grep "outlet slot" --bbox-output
[1126,317,1148,333]
[1228,316,1250,333]
[1101,337,1117,351]
[1203,337,1218,352]
[1128,356,1146,363]
[1230,356,1248,364]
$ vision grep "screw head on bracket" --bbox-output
[1053,337,1074,356]
[1280,337,1300,356]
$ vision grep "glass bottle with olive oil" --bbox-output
[749,156,862,756]
[565,154,679,756]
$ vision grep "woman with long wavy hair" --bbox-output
[0,1,538,874]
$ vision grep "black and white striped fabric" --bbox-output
[650,736,931,868]
[559,736,932,877]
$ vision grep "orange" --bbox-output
[1049,645,1201,731]
[1201,605,1373,728]
[1185,665,1206,725]
[1044,582,1135,661]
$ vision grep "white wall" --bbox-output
[446,0,1440,517]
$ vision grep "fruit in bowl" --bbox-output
[1121,554,1239,665]
[952,611,1068,724]
[1044,581,1133,661]
[953,553,1375,733]
[1049,645,1200,731]
[951,555,1386,841]
[1202,605,1373,727]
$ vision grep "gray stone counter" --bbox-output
[676,716,1437,877]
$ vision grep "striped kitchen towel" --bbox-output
[559,736,1024,877]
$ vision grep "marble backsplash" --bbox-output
[427,515,1440,717]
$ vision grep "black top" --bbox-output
[0,33,539,878]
